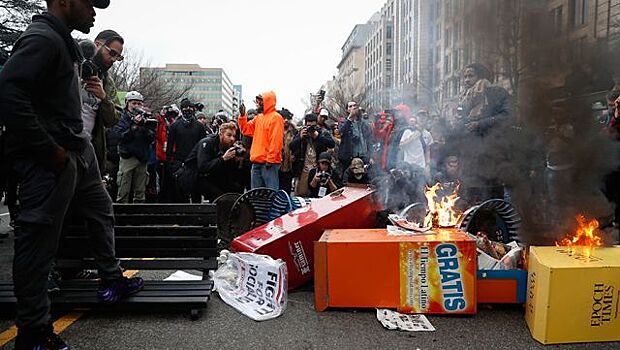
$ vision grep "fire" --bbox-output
[556,215,603,247]
[555,215,603,258]
[423,182,462,228]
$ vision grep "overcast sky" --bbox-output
[86,0,386,116]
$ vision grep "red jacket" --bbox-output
[155,114,174,162]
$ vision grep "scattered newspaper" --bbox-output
[387,225,435,236]
[164,270,202,281]
[376,309,436,332]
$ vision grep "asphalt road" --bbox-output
[0,203,619,350]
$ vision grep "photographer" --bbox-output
[79,30,125,174]
[289,113,335,196]
[308,152,340,198]
[343,157,371,185]
[193,122,245,201]
[107,91,144,200]
[116,92,155,203]
[338,101,373,176]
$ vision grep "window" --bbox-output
[453,50,459,71]
[386,25,393,39]
[551,6,563,33]
[570,0,589,27]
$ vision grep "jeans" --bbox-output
[12,143,122,330]
[251,163,280,190]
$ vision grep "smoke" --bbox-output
[465,0,619,244]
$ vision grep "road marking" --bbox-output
[0,213,9,217]
[0,270,139,346]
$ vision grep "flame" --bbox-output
[423,182,462,228]
[555,215,603,258]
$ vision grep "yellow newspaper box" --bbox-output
[526,246,620,344]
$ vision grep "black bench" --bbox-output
[0,203,218,320]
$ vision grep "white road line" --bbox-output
[0,213,9,217]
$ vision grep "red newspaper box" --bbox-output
[231,186,378,290]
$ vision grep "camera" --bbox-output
[232,142,246,157]
[132,108,157,130]
[81,59,99,80]
[390,168,404,179]
[305,125,318,135]
[195,102,205,112]
[319,171,331,183]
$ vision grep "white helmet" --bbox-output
[125,91,144,103]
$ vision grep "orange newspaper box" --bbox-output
[315,228,477,314]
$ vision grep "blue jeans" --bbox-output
[251,163,280,190]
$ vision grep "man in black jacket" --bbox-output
[338,101,373,176]
[289,113,335,196]
[188,122,244,201]
[166,98,207,202]
[454,62,514,205]
[0,1,143,348]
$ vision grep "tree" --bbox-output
[0,0,44,63]
[108,48,194,109]
[322,78,370,119]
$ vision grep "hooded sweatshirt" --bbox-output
[0,12,86,162]
[238,91,284,164]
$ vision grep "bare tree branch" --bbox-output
[109,48,194,109]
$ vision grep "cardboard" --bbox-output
[526,246,620,344]
[314,228,477,314]
[231,186,378,290]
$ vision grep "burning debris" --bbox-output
[423,182,462,228]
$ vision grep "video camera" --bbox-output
[132,108,157,130]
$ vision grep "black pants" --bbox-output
[279,171,293,194]
[12,143,122,330]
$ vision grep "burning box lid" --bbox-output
[526,246,620,344]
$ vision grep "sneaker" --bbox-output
[97,276,144,303]
[72,269,99,280]
[15,325,69,350]
[47,271,61,295]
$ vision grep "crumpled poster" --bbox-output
[376,309,436,332]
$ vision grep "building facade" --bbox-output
[141,64,236,117]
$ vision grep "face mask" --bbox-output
[182,109,195,118]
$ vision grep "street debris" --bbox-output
[376,309,435,332]
[164,270,202,281]
[213,252,287,321]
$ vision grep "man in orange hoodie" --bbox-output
[238,91,285,190]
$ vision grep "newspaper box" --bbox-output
[231,186,378,290]
[314,228,477,314]
[526,246,620,344]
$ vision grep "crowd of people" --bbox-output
[1,1,620,349]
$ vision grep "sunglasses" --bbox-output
[348,104,357,108]
[103,45,124,61]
